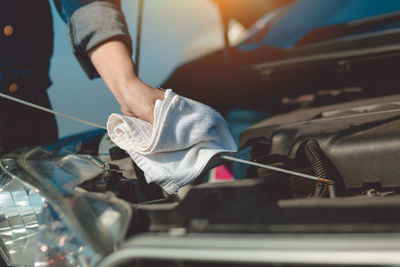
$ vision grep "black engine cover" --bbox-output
[240,94,400,189]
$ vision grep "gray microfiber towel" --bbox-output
[107,89,237,194]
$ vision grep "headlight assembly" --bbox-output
[0,148,132,267]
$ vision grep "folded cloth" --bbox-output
[107,89,237,194]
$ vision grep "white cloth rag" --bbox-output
[107,89,237,194]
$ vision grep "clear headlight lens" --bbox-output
[0,173,43,266]
[0,149,132,267]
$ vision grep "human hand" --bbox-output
[115,79,164,123]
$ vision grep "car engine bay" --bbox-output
[73,92,400,236]
[2,91,400,266]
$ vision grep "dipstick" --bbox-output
[0,92,106,130]
[220,155,335,185]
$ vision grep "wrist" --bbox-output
[112,74,142,95]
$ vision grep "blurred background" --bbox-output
[48,0,223,137]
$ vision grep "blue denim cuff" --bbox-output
[68,1,132,79]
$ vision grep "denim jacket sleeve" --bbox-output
[54,0,133,79]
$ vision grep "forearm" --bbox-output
[88,39,164,122]
[89,39,136,100]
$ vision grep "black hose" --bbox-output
[305,139,333,198]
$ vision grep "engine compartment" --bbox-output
[5,94,398,267]
[57,93,400,238]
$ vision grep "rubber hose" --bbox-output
[305,139,332,198]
